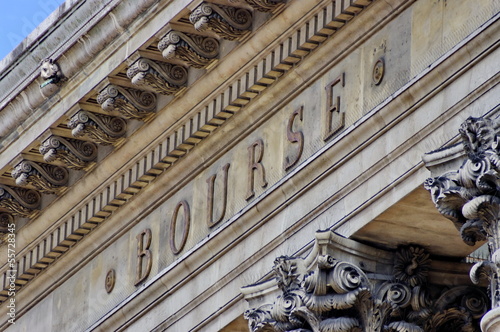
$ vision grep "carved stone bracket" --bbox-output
[39,136,98,170]
[189,2,252,40]
[157,30,220,69]
[231,0,286,12]
[126,57,188,95]
[12,160,69,194]
[425,116,500,311]
[244,243,488,332]
[68,110,127,145]
[97,84,157,120]
[0,184,41,218]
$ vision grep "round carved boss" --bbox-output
[105,269,116,293]
[372,58,385,85]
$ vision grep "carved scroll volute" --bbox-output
[97,84,156,120]
[244,242,487,332]
[231,0,286,12]
[39,136,97,170]
[0,184,41,218]
[67,110,127,145]
[12,160,69,194]
[425,116,500,309]
[246,255,368,332]
[157,30,220,69]
[126,58,188,95]
[189,2,252,40]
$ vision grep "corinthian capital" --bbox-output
[244,241,487,332]
[190,2,252,40]
[68,110,126,145]
[39,136,97,170]
[12,160,69,194]
[157,30,219,69]
[425,117,500,245]
[425,116,500,309]
[127,57,188,95]
[0,185,41,218]
[97,84,156,120]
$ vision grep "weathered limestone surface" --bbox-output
[0,0,497,331]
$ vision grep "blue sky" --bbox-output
[0,0,66,60]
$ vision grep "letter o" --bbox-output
[169,200,190,255]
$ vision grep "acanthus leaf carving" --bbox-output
[39,135,97,170]
[245,244,487,332]
[157,30,219,69]
[12,160,69,194]
[97,84,156,120]
[126,57,188,95]
[68,110,127,145]
[190,2,252,40]
[0,184,41,218]
[425,116,500,309]
[230,0,286,12]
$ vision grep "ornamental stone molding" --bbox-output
[12,160,69,195]
[126,57,188,95]
[97,84,157,120]
[189,2,252,40]
[0,184,41,218]
[157,30,220,69]
[68,110,127,145]
[424,116,500,316]
[244,233,488,332]
[39,135,98,170]
[231,0,286,12]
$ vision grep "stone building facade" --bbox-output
[0,0,498,331]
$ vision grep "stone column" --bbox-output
[425,116,500,331]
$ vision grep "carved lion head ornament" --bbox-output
[40,58,63,86]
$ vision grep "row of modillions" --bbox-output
[0,0,286,233]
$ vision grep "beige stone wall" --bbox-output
[2,0,499,331]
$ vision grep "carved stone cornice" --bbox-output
[189,2,252,40]
[97,84,157,120]
[0,185,41,218]
[425,116,500,311]
[244,243,488,332]
[39,136,98,170]
[68,110,127,145]
[157,30,220,69]
[11,160,69,195]
[232,0,286,12]
[126,57,188,95]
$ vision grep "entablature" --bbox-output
[0,0,498,330]
[0,0,376,305]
